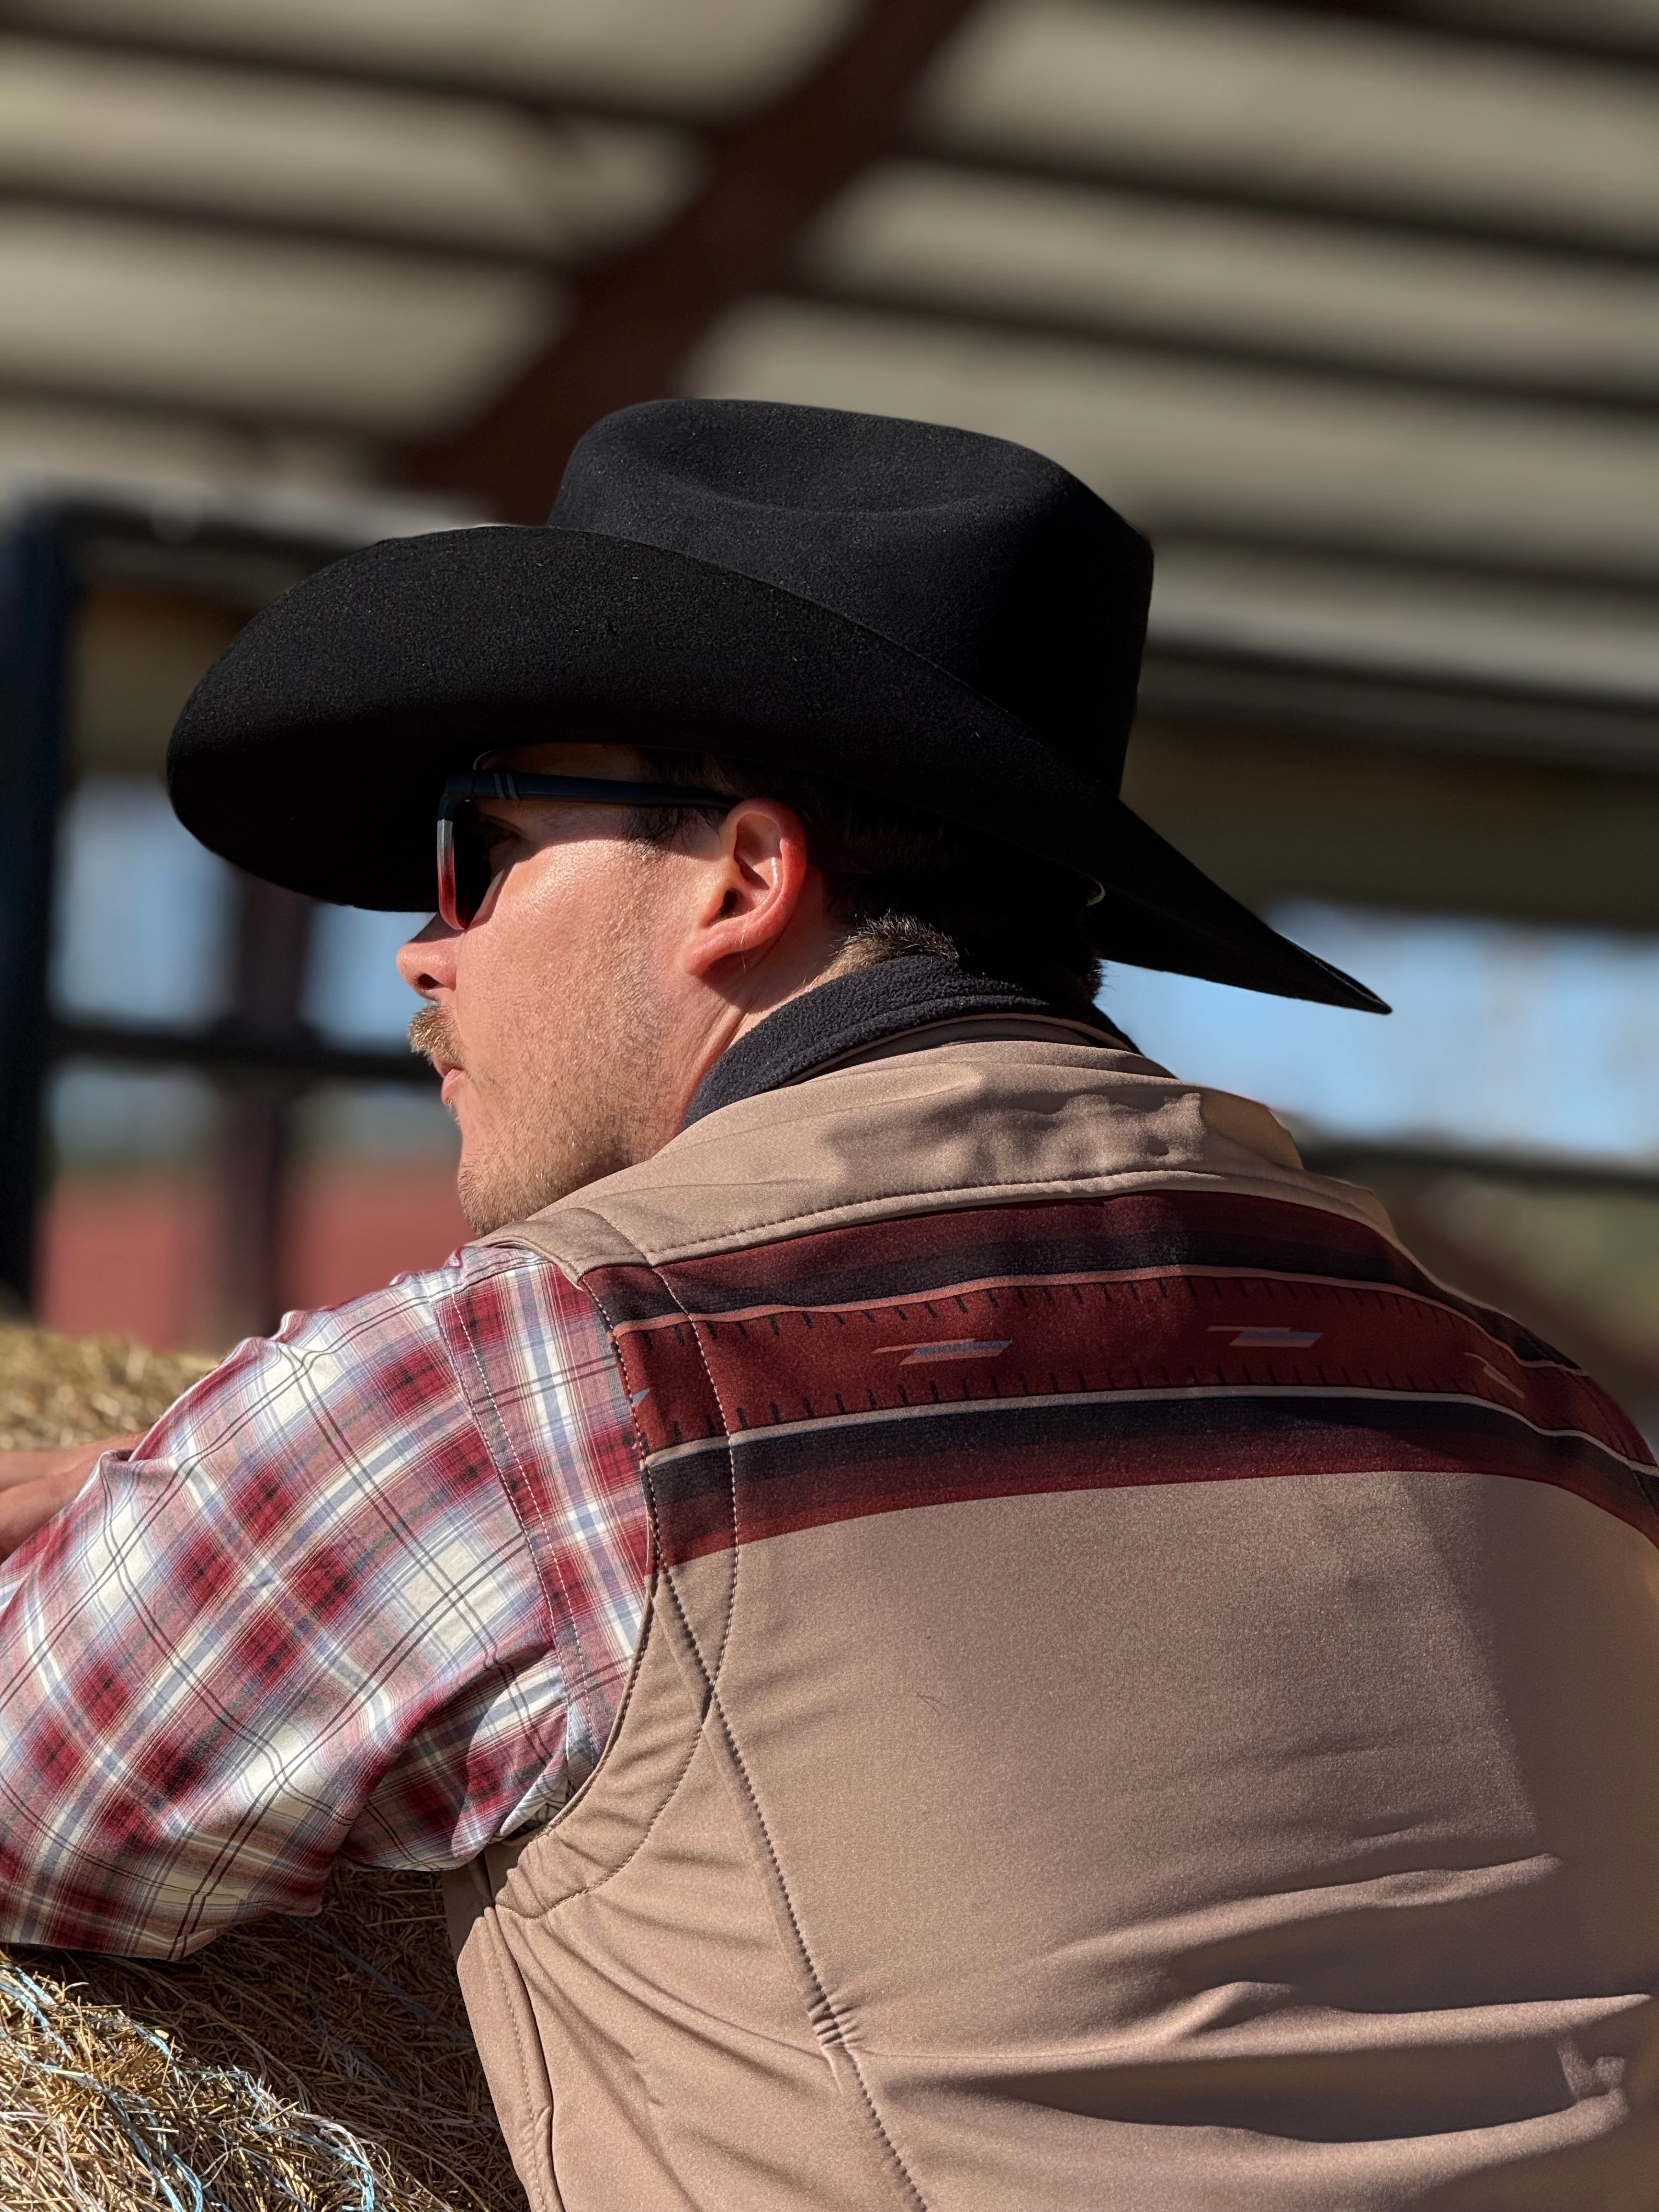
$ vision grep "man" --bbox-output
[3,399,1658,2209]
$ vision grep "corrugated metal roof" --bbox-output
[1,0,1656,691]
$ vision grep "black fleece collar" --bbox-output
[684,955,1128,1126]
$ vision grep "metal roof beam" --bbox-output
[10,21,1659,274]
[10,374,1659,618]
[6,227,1656,448]
[10,138,1659,279]
[0,367,379,445]
[0,183,563,275]
[11,151,1659,285]
[1151,522,1659,603]
[14,2,1659,108]
[912,145,1659,276]
[402,0,986,517]
[4,281,1659,472]
[1214,0,1659,72]
[774,279,1659,425]
[0,18,697,129]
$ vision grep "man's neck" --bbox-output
[684,953,1127,1127]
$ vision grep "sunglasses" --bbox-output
[436,770,733,930]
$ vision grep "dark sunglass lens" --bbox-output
[451,803,496,926]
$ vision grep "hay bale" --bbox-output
[2,1327,526,2212]
[0,1324,216,1451]
[10,1865,523,2212]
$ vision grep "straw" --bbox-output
[0,1324,217,1452]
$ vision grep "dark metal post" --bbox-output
[0,510,76,1311]
[211,871,317,1343]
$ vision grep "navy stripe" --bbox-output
[644,1386,1659,1561]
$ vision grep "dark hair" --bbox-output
[625,749,1103,1013]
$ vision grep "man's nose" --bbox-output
[397,915,458,998]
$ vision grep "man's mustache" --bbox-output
[409,1005,462,1073]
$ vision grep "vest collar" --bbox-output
[684,955,1128,1127]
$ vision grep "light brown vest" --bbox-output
[447,1034,1659,2210]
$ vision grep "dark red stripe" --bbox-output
[577,1190,1657,1569]
[595,1265,1641,1468]
[585,1189,1568,1368]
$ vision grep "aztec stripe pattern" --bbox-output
[584,1188,1659,1564]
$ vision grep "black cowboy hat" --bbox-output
[167,398,1383,1011]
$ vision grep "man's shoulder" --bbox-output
[490,1034,1390,1277]
[284,1234,588,1353]
[146,1238,607,1470]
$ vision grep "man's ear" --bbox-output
[680,798,818,981]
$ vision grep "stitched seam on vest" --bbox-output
[534,1632,710,1911]
[594,1237,930,2205]
[532,1282,720,1904]
[473,1894,558,2212]
[653,1562,929,2212]
[520,1577,724,1920]
[546,1573,662,1841]
[586,1169,1386,1271]
[642,1255,929,2212]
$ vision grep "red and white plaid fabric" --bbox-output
[0,1243,647,1957]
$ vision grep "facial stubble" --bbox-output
[410,851,674,1235]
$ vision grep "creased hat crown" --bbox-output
[551,400,1152,781]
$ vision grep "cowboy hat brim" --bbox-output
[166,525,1386,1013]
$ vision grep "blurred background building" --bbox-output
[3,0,1659,1427]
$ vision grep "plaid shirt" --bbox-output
[0,1241,647,1957]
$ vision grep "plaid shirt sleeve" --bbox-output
[0,1242,648,1959]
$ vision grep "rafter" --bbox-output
[3,266,1657,477]
[8,3,1659,524]
[9,126,1659,281]
[1237,0,1659,71]
[0,182,562,275]
[774,279,1659,425]
[0,16,699,130]
[914,145,1659,276]
[6,22,1659,276]
[402,0,987,518]
[0,363,383,445]
[13,0,1659,102]
[1149,520,1659,602]
[9,147,1659,292]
